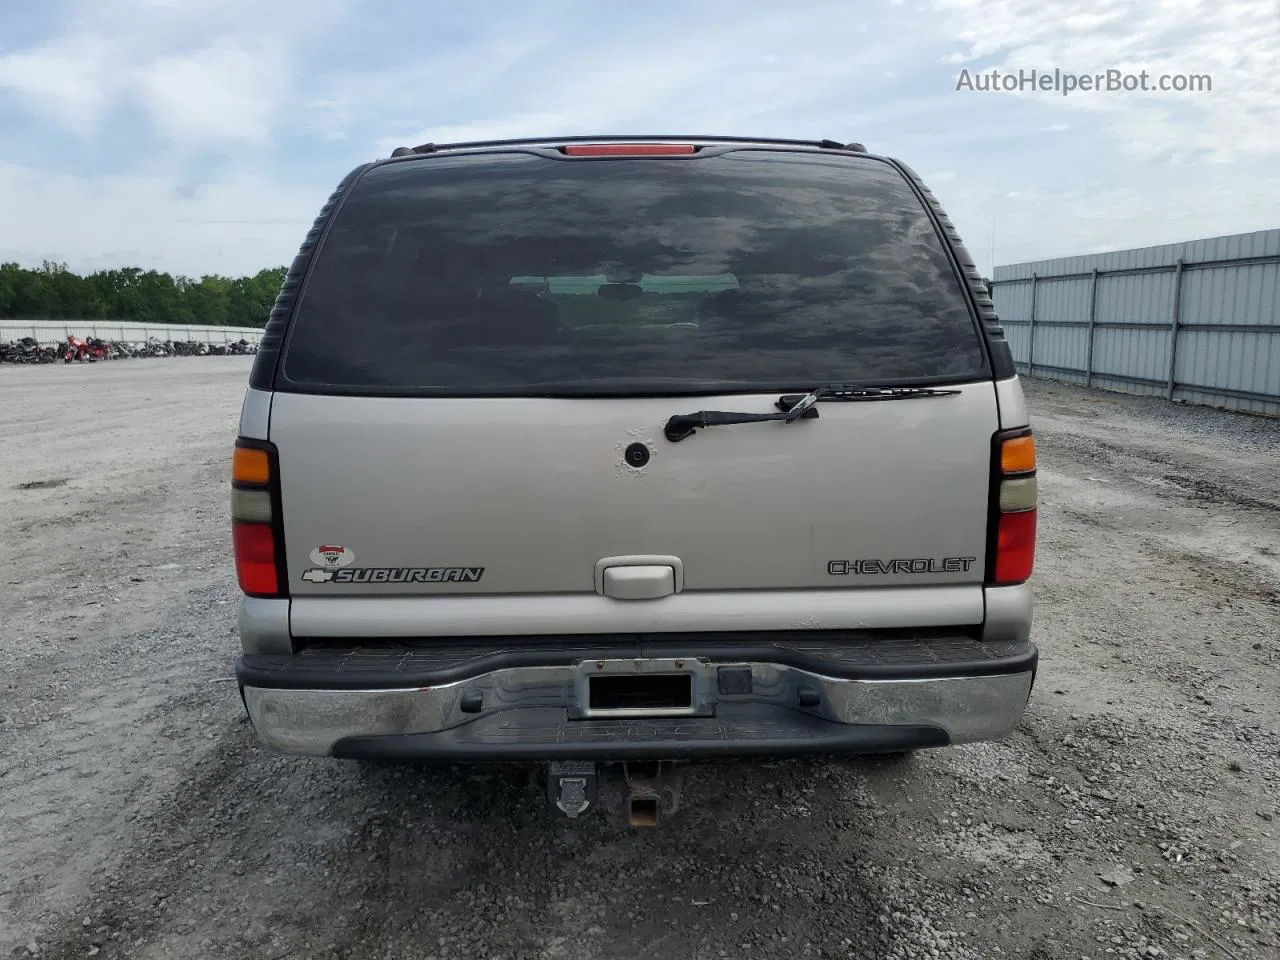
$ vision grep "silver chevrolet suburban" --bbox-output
[231,135,1038,824]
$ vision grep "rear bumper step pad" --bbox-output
[237,631,1036,689]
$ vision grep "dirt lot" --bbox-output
[1,358,1277,960]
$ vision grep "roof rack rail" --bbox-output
[817,139,867,152]
[390,143,436,157]
[385,135,869,157]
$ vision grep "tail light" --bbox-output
[987,428,1037,586]
[231,439,287,598]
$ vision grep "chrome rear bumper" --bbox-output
[240,658,1034,760]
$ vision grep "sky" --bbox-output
[0,0,1277,279]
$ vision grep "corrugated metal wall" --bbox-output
[990,229,1280,416]
[1,320,264,344]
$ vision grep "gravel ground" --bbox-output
[1,359,1277,960]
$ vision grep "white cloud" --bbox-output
[0,0,346,144]
[295,30,559,139]
[134,39,287,144]
[367,8,935,156]
[931,0,1280,163]
[0,161,326,276]
[0,31,114,132]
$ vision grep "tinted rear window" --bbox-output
[280,150,987,394]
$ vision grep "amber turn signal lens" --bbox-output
[233,446,271,485]
[1000,435,1036,474]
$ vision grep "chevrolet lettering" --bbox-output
[827,558,979,576]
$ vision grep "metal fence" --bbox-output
[990,228,1280,416]
[0,320,265,345]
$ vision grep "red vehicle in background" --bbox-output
[61,335,109,362]
[60,335,86,362]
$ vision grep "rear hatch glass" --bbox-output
[278,150,988,393]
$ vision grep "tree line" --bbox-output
[1,260,1002,328]
[0,261,287,328]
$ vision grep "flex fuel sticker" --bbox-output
[309,544,355,568]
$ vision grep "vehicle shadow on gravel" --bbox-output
[317,751,944,958]
[36,723,952,960]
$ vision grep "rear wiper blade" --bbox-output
[774,384,962,415]
[663,384,961,442]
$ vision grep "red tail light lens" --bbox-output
[233,521,280,596]
[994,508,1037,585]
[562,143,696,156]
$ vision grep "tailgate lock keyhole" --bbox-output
[624,443,651,468]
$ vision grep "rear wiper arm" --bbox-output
[664,384,961,442]
[663,407,813,442]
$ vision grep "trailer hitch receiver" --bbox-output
[623,760,683,827]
